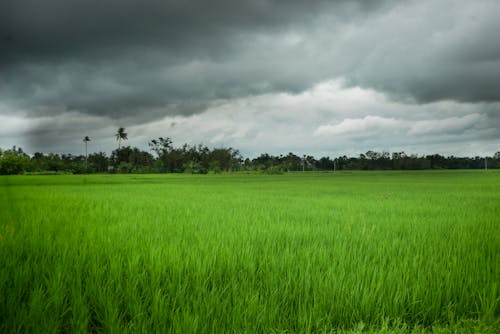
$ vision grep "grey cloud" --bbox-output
[0,0,349,65]
[341,0,500,103]
[1,0,499,129]
[0,0,394,122]
[0,54,323,123]
[4,80,499,157]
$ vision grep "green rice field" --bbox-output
[0,171,499,333]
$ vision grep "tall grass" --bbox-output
[0,171,499,333]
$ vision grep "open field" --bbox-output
[0,171,499,333]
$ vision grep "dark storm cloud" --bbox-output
[0,0,388,121]
[0,0,344,64]
[1,0,499,125]
[343,0,500,104]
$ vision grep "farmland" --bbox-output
[0,171,499,333]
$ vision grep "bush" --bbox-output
[0,148,30,175]
[265,165,285,175]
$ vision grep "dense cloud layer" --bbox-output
[2,81,499,157]
[1,0,499,156]
[1,0,395,120]
[343,0,500,103]
[2,0,499,122]
[1,0,335,63]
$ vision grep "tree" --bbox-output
[111,146,154,173]
[149,137,173,172]
[115,127,128,149]
[149,137,173,157]
[0,146,30,175]
[316,157,334,171]
[83,136,91,169]
[209,148,241,172]
[88,152,109,173]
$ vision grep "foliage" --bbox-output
[115,127,128,149]
[148,138,241,173]
[111,146,154,173]
[1,142,500,175]
[0,146,30,174]
[265,165,285,174]
[87,152,109,173]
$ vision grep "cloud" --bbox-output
[314,113,490,141]
[0,0,342,64]
[1,0,499,157]
[407,113,487,135]
[4,80,497,158]
[1,0,499,126]
[315,116,401,137]
[340,0,500,103]
[0,114,32,136]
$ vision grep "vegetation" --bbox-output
[1,143,500,175]
[0,127,499,175]
[115,127,128,149]
[0,171,499,332]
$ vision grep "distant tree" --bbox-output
[282,153,303,171]
[115,127,128,149]
[111,146,154,173]
[490,152,500,169]
[209,148,241,172]
[365,150,380,160]
[48,153,65,172]
[0,146,30,175]
[316,157,334,171]
[30,152,47,172]
[149,137,173,157]
[149,137,173,172]
[303,155,317,171]
[252,153,276,171]
[88,152,109,173]
[83,136,91,169]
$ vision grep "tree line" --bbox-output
[0,128,499,175]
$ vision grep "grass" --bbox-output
[0,171,499,333]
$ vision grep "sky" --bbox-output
[1,0,499,158]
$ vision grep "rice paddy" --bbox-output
[0,171,499,333]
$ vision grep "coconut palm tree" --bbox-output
[83,136,91,172]
[83,136,91,159]
[115,127,128,149]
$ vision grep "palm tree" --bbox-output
[83,135,91,162]
[83,136,91,172]
[115,127,128,149]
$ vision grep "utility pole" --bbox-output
[303,155,306,172]
[485,157,488,170]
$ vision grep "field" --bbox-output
[0,171,499,333]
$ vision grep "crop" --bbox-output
[0,171,499,333]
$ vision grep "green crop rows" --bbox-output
[1,171,499,333]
